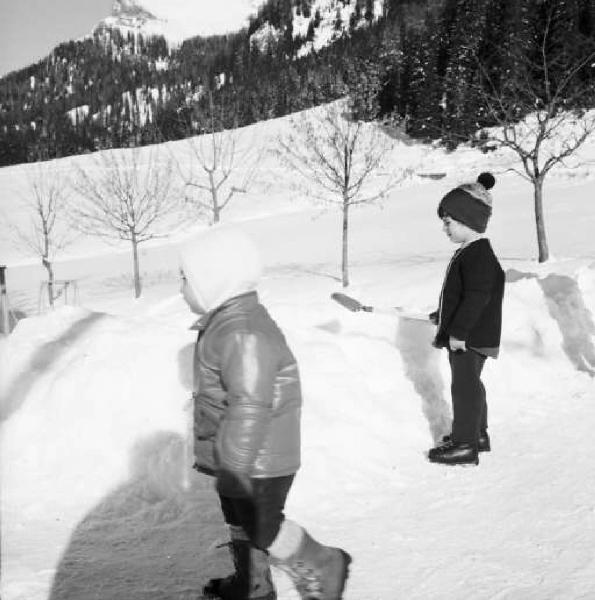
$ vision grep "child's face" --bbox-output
[180,270,205,315]
[442,216,476,244]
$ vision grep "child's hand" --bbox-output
[449,336,467,352]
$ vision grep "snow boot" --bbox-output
[203,536,276,600]
[439,430,491,452]
[271,525,351,600]
[428,440,479,465]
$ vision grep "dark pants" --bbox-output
[448,349,488,444]
[219,475,295,550]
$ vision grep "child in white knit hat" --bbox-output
[179,227,351,599]
[428,173,505,466]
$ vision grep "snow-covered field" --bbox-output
[1,109,595,600]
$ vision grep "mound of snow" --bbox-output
[2,259,595,599]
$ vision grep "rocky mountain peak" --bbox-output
[111,0,157,20]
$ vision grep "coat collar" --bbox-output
[191,291,259,331]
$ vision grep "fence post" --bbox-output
[0,265,9,335]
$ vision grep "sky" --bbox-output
[0,0,112,77]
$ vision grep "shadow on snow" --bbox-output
[48,431,231,600]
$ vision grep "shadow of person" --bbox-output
[49,431,231,600]
[538,274,595,377]
[395,318,451,444]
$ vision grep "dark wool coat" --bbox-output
[433,238,505,354]
[192,291,302,480]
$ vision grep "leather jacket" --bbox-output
[192,291,301,479]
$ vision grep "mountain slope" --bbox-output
[97,0,264,44]
[2,0,593,170]
[0,0,392,166]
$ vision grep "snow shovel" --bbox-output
[331,292,430,322]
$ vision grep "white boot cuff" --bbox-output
[267,519,304,560]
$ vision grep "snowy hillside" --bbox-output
[250,0,385,57]
[1,106,595,599]
[98,0,385,56]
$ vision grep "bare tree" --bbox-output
[69,147,180,298]
[3,164,75,307]
[174,97,262,225]
[475,8,595,262]
[278,100,408,287]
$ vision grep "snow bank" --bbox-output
[1,30,595,600]
[0,306,196,600]
[2,260,594,599]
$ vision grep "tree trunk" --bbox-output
[42,257,55,307]
[342,197,349,287]
[132,236,142,298]
[0,266,10,335]
[533,177,549,262]
[210,174,220,224]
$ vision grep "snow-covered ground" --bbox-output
[1,108,595,600]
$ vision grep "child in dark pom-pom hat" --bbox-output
[427,172,505,466]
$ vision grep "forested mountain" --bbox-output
[1,0,594,167]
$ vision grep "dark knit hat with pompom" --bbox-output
[437,172,496,233]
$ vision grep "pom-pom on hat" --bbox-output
[437,172,496,233]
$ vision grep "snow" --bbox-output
[101,0,264,44]
[293,0,384,58]
[1,106,595,600]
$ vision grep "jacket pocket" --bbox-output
[194,403,220,441]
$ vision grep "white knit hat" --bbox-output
[179,227,263,313]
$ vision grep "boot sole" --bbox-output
[202,581,276,600]
[202,592,276,600]
[428,458,479,466]
[200,597,276,600]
